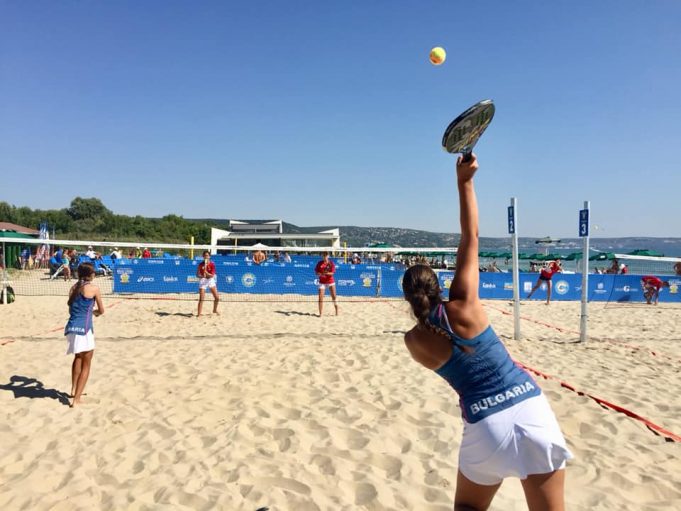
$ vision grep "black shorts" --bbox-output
[539,275,551,282]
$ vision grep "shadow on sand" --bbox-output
[274,310,318,317]
[155,312,195,318]
[0,375,70,406]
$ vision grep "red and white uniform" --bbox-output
[540,261,560,280]
[315,260,336,287]
[198,260,217,290]
[641,275,663,290]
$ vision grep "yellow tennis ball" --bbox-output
[429,46,446,66]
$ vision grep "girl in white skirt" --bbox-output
[65,263,104,407]
[402,154,572,510]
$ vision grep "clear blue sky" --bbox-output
[1,1,679,237]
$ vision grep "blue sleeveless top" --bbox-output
[428,303,540,423]
[64,292,95,336]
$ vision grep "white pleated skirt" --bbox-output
[65,331,95,355]
[459,393,573,485]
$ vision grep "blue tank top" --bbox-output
[428,303,540,423]
[64,292,95,336]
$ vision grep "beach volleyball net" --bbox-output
[2,237,456,302]
[4,237,680,305]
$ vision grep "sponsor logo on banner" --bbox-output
[482,282,496,289]
[175,260,181,266]
[669,280,680,294]
[225,275,235,284]
[523,282,533,293]
[594,282,607,294]
[163,276,178,282]
[294,264,310,268]
[554,280,569,295]
[503,282,514,290]
[362,277,372,287]
[305,280,317,286]
[242,273,256,287]
[615,285,633,293]
[338,280,355,287]
[117,267,132,275]
[187,276,199,283]
[133,259,138,265]
[263,278,275,285]
[360,272,376,279]
[120,273,130,284]
[222,261,239,266]
[147,260,164,265]
[284,276,295,287]
[443,278,452,289]
[137,276,154,283]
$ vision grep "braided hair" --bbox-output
[68,263,95,306]
[402,264,442,325]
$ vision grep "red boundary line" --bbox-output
[483,303,681,364]
[394,301,680,442]
[516,360,681,443]
[27,299,127,338]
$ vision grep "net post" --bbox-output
[190,236,194,259]
[580,200,590,343]
[1,241,6,305]
[509,198,521,340]
[344,242,348,264]
[376,266,382,297]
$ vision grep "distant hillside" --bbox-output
[193,219,681,255]
[192,219,460,247]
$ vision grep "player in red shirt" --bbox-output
[315,252,338,316]
[526,260,562,305]
[196,250,219,316]
[641,275,669,305]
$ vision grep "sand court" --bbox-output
[1,296,680,510]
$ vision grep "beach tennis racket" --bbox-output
[442,99,495,161]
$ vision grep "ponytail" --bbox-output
[403,265,442,325]
[68,263,95,305]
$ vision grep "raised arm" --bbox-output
[447,155,488,335]
[449,154,480,302]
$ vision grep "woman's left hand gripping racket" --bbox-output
[442,99,495,161]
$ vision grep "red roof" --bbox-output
[0,222,40,235]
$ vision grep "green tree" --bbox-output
[67,197,111,221]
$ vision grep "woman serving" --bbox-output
[402,154,571,510]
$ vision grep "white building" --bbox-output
[210,220,340,253]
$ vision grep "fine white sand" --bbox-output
[1,295,680,510]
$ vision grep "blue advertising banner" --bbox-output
[113,259,681,303]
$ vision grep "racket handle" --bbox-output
[462,151,473,162]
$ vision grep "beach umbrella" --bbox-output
[628,249,664,257]
[538,253,563,261]
[524,253,545,260]
[251,243,269,249]
[564,252,583,260]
